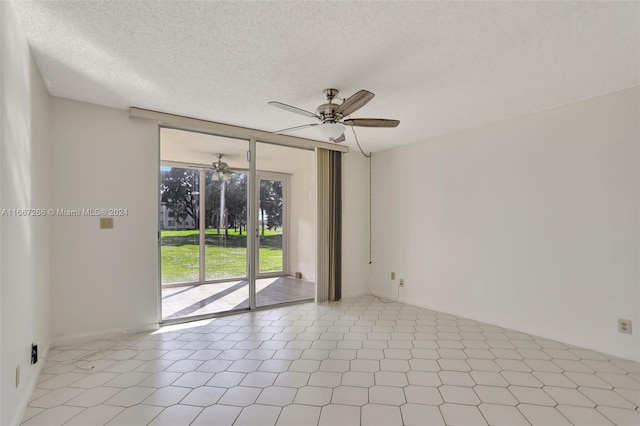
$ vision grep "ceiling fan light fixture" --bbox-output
[270,89,399,139]
[317,122,346,140]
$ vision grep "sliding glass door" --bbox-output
[159,129,315,322]
[255,142,315,308]
[160,130,250,320]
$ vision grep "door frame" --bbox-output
[157,124,319,325]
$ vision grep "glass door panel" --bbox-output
[205,170,248,280]
[255,142,316,308]
[160,127,250,320]
[259,178,284,274]
[160,166,200,284]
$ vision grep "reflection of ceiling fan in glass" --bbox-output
[210,154,236,181]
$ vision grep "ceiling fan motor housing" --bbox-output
[316,88,342,122]
[316,103,340,123]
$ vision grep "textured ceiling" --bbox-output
[14,1,640,152]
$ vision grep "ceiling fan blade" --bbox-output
[332,134,346,143]
[268,101,319,118]
[343,118,400,128]
[272,123,319,134]
[336,90,375,117]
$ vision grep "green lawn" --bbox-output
[161,228,283,284]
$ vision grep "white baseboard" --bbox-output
[341,289,369,299]
[406,299,640,363]
[367,287,400,302]
[51,323,159,348]
[12,343,50,426]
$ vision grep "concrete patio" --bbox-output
[162,276,315,320]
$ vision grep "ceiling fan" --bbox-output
[210,154,237,181]
[269,88,399,143]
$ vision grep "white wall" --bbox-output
[342,151,372,298]
[48,98,369,345]
[371,87,640,361]
[1,2,51,424]
[286,150,316,281]
[50,98,158,342]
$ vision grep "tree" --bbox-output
[265,180,283,230]
[205,171,247,236]
[225,173,247,234]
[204,174,220,232]
[160,167,199,229]
[259,180,283,236]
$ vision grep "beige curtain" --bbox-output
[316,148,342,302]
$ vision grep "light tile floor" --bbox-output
[162,277,315,320]
[23,296,640,425]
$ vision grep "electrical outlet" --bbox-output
[31,343,38,365]
[399,279,405,287]
[391,272,396,280]
[618,319,632,334]
[99,217,113,229]
[15,365,20,388]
